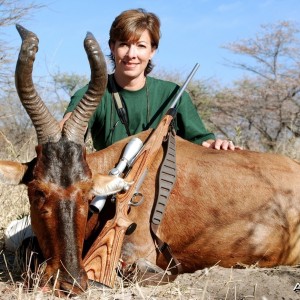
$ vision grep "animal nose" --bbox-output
[58,269,88,295]
[60,280,87,296]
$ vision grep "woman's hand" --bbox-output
[202,139,243,151]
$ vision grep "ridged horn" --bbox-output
[62,32,107,145]
[15,24,62,144]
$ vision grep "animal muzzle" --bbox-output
[49,267,88,296]
[59,278,88,296]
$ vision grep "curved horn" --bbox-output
[15,24,61,144]
[62,32,107,145]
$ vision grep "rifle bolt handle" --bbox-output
[125,223,137,235]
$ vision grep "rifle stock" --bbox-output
[83,114,173,287]
[83,196,132,287]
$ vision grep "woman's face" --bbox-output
[110,30,156,80]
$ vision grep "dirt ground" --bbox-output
[0,187,300,299]
[174,265,300,299]
[0,258,299,299]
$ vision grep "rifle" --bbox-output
[83,63,200,287]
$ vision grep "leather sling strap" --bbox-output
[108,74,131,136]
[151,127,183,276]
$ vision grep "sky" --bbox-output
[5,0,300,86]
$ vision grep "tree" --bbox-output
[0,1,44,159]
[49,71,88,119]
[153,69,215,132]
[0,0,44,86]
[211,21,300,154]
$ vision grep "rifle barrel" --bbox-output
[169,63,200,109]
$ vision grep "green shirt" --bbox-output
[65,76,215,150]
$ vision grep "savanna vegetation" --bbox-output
[1,2,300,159]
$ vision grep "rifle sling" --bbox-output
[108,74,131,136]
[150,128,182,276]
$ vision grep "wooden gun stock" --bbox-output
[83,195,133,287]
[83,114,173,287]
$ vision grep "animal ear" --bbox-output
[91,174,133,196]
[0,161,29,185]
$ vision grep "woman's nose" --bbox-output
[126,45,137,58]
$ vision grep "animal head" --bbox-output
[4,24,109,295]
[27,139,93,294]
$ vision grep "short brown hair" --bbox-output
[108,8,161,74]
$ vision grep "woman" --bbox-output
[61,8,238,151]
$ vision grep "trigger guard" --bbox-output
[129,192,144,207]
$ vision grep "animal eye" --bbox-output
[35,190,45,199]
[33,190,46,207]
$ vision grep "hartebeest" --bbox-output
[1,25,300,295]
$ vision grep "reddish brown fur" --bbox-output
[87,130,300,271]
[28,180,92,292]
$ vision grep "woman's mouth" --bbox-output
[122,61,138,69]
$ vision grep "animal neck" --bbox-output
[86,130,152,175]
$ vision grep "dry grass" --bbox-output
[0,246,299,300]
